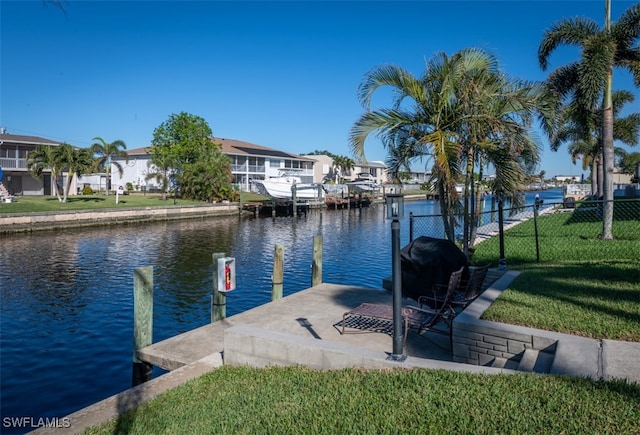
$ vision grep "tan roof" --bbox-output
[125,146,154,156]
[127,137,313,161]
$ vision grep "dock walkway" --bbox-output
[473,205,557,246]
[34,273,640,434]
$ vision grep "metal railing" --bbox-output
[0,158,28,169]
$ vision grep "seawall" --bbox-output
[0,203,241,234]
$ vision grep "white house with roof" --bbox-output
[104,138,318,194]
[218,138,316,191]
[348,160,388,185]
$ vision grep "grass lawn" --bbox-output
[0,192,270,214]
[85,366,639,434]
[471,207,640,341]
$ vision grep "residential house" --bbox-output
[219,138,316,191]
[301,154,335,183]
[346,160,388,185]
[107,137,318,193]
[0,130,71,196]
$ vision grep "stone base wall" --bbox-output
[452,271,557,366]
[223,324,512,375]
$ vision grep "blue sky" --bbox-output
[1,0,638,178]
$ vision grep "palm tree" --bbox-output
[551,89,639,198]
[350,48,553,251]
[56,144,95,202]
[332,155,355,183]
[144,150,175,201]
[27,143,95,203]
[568,141,599,194]
[91,137,128,195]
[538,1,640,239]
[27,144,64,202]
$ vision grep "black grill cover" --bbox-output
[400,236,469,302]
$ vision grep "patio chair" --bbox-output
[340,266,464,347]
[401,265,464,347]
[419,263,491,313]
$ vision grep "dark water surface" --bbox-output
[0,190,563,425]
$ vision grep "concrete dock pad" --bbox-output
[34,277,640,434]
[137,283,455,371]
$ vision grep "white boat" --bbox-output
[251,170,324,200]
[347,173,380,193]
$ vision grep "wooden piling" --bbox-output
[292,184,298,217]
[212,252,226,322]
[311,235,322,286]
[272,244,284,300]
[132,266,153,386]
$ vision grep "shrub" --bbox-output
[82,185,94,195]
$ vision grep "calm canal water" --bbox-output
[0,190,564,426]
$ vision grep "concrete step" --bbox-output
[517,349,554,373]
[518,349,538,372]
[491,357,507,368]
[491,356,520,371]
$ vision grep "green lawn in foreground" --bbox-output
[85,366,639,434]
[472,208,640,341]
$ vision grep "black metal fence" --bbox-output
[409,198,640,265]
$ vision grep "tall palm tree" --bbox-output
[558,89,639,196]
[91,137,128,195]
[27,144,64,202]
[538,1,640,239]
[56,144,95,202]
[144,151,175,201]
[568,141,600,194]
[350,48,553,251]
[332,155,355,183]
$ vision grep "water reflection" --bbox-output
[1,203,410,423]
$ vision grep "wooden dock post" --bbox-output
[292,183,297,217]
[272,244,284,300]
[212,252,226,322]
[318,184,324,214]
[311,235,322,286]
[132,266,153,386]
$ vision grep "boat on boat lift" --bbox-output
[251,169,324,200]
[346,173,380,193]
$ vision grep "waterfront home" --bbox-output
[105,138,318,194]
[0,130,76,196]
